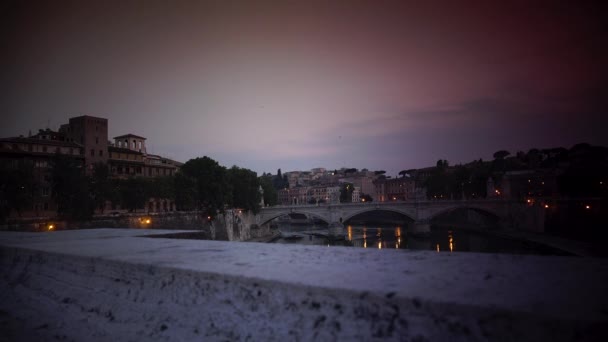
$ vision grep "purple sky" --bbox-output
[2,0,606,177]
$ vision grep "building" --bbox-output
[0,130,85,218]
[1,115,182,218]
[373,177,416,202]
[59,115,108,172]
[351,186,361,203]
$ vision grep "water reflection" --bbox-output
[272,222,572,256]
[449,231,454,252]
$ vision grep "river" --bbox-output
[274,223,573,256]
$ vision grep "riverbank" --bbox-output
[1,229,607,341]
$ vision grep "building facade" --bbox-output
[1,115,182,219]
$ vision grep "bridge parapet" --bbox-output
[258,199,534,230]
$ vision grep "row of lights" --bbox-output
[527,199,592,210]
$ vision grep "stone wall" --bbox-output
[1,230,606,341]
[0,210,274,242]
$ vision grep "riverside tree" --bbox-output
[227,166,262,214]
[179,156,230,216]
[50,154,93,219]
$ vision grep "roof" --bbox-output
[114,134,146,140]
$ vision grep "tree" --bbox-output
[0,160,38,220]
[340,183,354,203]
[493,150,510,160]
[174,172,196,211]
[259,174,278,206]
[180,156,230,215]
[50,154,93,219]
[91,163,112,213]
[374,170,386,175]
[227,166,261,214]
[436,159,449,169]
[398,169,415,178]
[148,176,175,201]
[118,177,148,212]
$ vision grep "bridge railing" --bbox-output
[261,198,516,210]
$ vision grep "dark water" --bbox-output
[276,224,573,256]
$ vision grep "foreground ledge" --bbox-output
[1,229,607,341]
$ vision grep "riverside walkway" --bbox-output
[1,229,607,341]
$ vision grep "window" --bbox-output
[42,187,49,196]
[117,167,123,174]
[43,202,49,210]
[136,167,142,174]
[42,145,47,153]
[99,150,103,156]
[90,149,94,156]
[95,137,99,144]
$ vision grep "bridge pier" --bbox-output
[411,221,431,234]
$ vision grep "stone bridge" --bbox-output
[254,199,543,232]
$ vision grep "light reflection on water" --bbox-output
[347,225,405,249]
[273,223,572,256]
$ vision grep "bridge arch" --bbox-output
[259,210,331,226]
[427,205,501,224]
[342,207,416,223]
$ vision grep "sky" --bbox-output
[2,0,606,177]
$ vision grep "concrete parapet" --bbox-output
[1,229,607,341]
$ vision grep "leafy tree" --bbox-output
[91,163,113,213]
[259,174,278,206]
[118,177,148,212]
[0,160,38,220]
[493,150,510,160]
[398,169,415,178]
[148,176,175,200]
[436,159,449,169]
[374,170,386,175]
[174,172,197,211]
[227,166,261,214]
[180,156,230,215]
[50,155,93,219]
[340,183,354,203]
